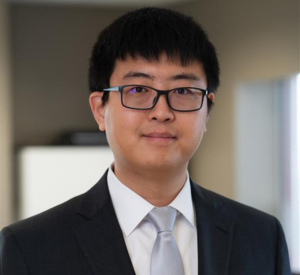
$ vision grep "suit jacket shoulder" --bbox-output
[193,181,276,222]
[0,170,135,275]
[190,180,291,275]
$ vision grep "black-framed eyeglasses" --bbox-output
[101,85,208,112]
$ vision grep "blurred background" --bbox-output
[0,0,299,272]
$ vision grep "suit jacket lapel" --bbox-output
[71,171,235,275]
[73,170,135,275]
[191,181,235,275]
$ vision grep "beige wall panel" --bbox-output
[182,0,300,198]
[0,0,12,227]
[11,5,131,145]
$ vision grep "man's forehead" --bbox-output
[122,71,202,82]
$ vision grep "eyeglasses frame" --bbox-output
[101,85,209,112]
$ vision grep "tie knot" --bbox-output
[148,206,177,232]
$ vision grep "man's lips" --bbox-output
[143,132,176,139]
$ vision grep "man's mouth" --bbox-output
[143,132,177,142]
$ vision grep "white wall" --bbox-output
[18,146,114,219]
[234,80,286,215]
[0,0,12,228]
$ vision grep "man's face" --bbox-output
[90,54,214,174]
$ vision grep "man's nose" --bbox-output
[148,94,175,122]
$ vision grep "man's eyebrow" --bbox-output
[170,73,200,81]
[122,72,201,81]
[123,71,154,80]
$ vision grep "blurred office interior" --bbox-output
[0,0,299,272]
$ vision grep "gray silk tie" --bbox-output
[148,206,185,275]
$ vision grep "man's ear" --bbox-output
[207,92,215,104]
[206,93,215,123]
[89,92,106,131]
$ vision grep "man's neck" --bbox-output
[113,163,188,207]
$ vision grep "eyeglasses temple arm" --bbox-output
[102,87,120,92]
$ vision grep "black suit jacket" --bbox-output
[0,170,291,274]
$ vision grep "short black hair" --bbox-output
[89,7,220,110]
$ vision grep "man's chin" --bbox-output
[140,157,187,173]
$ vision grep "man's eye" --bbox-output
[174,88,189,95]
[129,87,147,94]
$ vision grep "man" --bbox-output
[0,7,291,275]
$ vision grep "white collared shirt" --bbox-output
[107,167,198,275]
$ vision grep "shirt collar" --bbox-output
[107,166,196,237]
[169,174,196,230]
